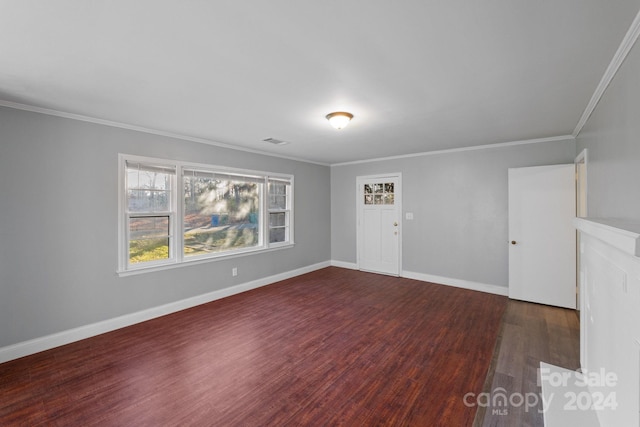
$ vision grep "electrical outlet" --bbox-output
[232,267,238,277]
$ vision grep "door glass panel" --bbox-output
[364,182,395,205]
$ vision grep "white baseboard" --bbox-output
[330,260,358,270]
[0,261,331,364]
[402,270,508,296]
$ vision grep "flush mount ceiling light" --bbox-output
[325,111,353,130]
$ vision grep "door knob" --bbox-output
[511,241,517,245]
[393,222,398,226]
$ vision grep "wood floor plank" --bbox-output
[475,300,580,427]
[1,267,507,426]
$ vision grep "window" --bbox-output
[268,178,291,244]
[183,170,262,257]
[125,161,176,265]
[119,155,293,273]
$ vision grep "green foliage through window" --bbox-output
[183,172,261,256]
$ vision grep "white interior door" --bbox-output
[508,164,576,309]
[357,175,401,276]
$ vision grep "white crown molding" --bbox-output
[0,100,574,168]
[330,135,575,167]
[0,261,330,364]
[573,8,640,137]
[0,100,330,167]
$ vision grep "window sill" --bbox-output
[117,243,295,277]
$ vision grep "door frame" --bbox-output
[575,148,588,367]
[575,149,588,218]
[356,173,402,276]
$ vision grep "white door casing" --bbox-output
[356,174,401,276]
[508,164,576,309]
[574,149,588,367]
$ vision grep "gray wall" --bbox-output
[576,38,640,219]
[0,106,331,348]
[331,140,576,288]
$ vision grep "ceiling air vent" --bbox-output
[262,137,289,146]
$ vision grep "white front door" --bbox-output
[357,175,401,276]
[508,164,576,309]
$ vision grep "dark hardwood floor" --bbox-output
[2,269,581,426]
[1,267,509,426]
[475,300,580,427]
[0,268,582,427]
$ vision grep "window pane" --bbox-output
[270,195,286,209]
[385,182,394,193]
[126,163,173,212]
[269,212,286,227]
[364,184,372,194]
[126,165,173,190]
[128,217,170,264]
[127,169,140,188]
[129,216,169,240]
[129,238,169,264]
[268,182,288,209]
[269,182,287,195]
[184,175,260,256]
[269,227,286,243]
[127,189,170,212]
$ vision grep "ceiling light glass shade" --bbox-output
[326,112,353,130]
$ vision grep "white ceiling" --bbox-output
[1,1,638,165]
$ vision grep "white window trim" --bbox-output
[118,154,294,276]
[267,177,294,249]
